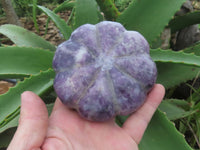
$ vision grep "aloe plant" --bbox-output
[0,0,200,149]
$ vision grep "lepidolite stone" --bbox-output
[53,21,157,121]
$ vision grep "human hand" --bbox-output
[7,84,165,150]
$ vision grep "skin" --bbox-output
[7,84,165,150]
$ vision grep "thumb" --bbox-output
[7,91,48,150]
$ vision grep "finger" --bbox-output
[51,98,78,117]
[7,91,48,150]
[48,98,83,128]
[52,97,68,111]
[122,84,165,144]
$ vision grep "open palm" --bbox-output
[8,84,165,150]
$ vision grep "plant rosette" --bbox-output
[53,21,157,121]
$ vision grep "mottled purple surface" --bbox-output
[53,21,157,121]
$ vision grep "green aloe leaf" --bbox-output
[0,24,55,51]
[37,5,72,40]
[156,62,199,89]
[45,0,75,35]
[152,46,200,89]
[0,69,55,129]
[139,110,193,150]
[183,42,200,56]
[117,0,186,45]
[74,0,102,29]
[159,100,197,120]
[0,115,18,134]
[0,47,54,78]
[96,0,120,20]
[54,0,75,13]
[163,99,191,110]
[151,49,200,67]
[169,11,200,33]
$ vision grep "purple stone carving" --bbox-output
[53,21,157,121]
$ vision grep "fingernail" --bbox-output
[21,91,35,102]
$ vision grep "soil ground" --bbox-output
[0,10,71,46]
